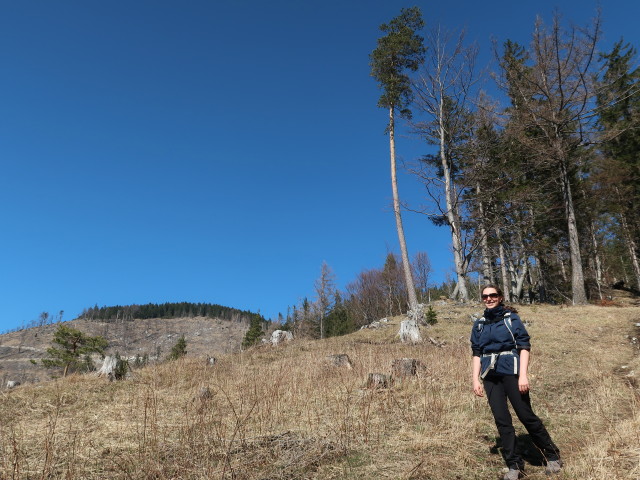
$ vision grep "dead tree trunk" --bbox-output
[620,211,640,290]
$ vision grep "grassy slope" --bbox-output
[0,304,638,479]
[0,316,249,385]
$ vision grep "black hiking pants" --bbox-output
[483,375,560,470]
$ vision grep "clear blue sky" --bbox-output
[1,0,637,329]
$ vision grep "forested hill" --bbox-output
[78,302,266,323]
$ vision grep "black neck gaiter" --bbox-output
[484,304,506,322]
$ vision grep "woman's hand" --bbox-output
[518,373,530,393]
[472,356,483,396]
[473,380,484,397]
[518,349,530,394]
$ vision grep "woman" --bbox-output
[471,285,562,479]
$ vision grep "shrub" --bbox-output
[167,335,187,361]
[114,352,129,380]
[425,305,438,325]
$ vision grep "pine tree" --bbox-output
[425,305,438,325]
[242,316,264,348]
[370,7,424,321]
[314,261,336,339]
[324,291,355,337]
[42,325,108,377]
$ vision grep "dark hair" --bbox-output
[481,284,518,313]
[482,284,503,297]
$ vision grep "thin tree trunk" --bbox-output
[505,250,528,301]
[558,156,588,304]
[620,256,631,286]
[533,253,547,302]
[619,211,640,290]
[476,184,493,284]
[496,228,511,302]
[390,107,422,344]
[589,222,604,299]
[577,181,603,300]
[514,257,529,301]
[439,102,468,302]
[556,248,568,282]
[512,232,529,301]
[389,107,419,310]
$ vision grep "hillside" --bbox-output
[0,304,639,479]
[0,314,251,386]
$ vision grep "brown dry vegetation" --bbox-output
[1,304,638,479]
[0,317,249,385]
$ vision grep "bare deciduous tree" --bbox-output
[412,251,432,303]
[314,261,335,339]
[412,26,480,302]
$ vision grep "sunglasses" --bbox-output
[481,293,499,300]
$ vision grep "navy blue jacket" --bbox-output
[470,307,531,357]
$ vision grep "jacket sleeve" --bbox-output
[470,321,482,357]
[510,314,531,351]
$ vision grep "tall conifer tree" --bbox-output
[596,40,640,289]
[370,7,425,335]
[497,13,603,304]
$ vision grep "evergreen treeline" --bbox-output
[79,302,266,324]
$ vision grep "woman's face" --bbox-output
[482,288,502,309]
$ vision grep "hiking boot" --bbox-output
[503,468,522,480]
[545,459,563,475]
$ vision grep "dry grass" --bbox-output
[1,304,638,479]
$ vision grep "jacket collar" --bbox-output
[484,304,507,322]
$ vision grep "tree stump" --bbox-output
[365,373,392,389]
[270,330,294,345]
[97,356,118,380]
[325,354,353,369]
[391,358,423,377]
[399,319,421,343]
